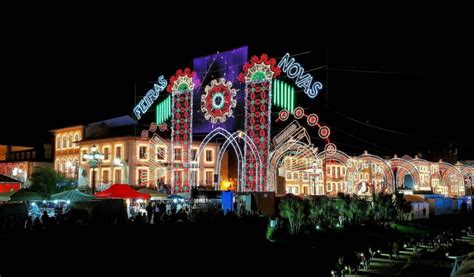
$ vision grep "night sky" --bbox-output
[1,4,473,160]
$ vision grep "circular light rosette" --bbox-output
[279,109,289,121]
[325,143,337,155]
[201,78,237,124]
[293,107,305,119]
[307,113,319,126]
[319,126,331,139]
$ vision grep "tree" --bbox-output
[308,197,325,227]
[279,196,305,235]
[371,193,395,224]
[29,167,71,196]
[393,193,412,221]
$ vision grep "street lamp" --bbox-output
[83,144,104,194]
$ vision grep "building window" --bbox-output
[114,169,122,184]
[190,170,198,186]
[102,170,110,184]
[63,136,67,149]
[337,167,341,178]
[82,150,87,162]
[303,186,308,195]
[73,159,79,178]
[103,147,110,161]
[139,146,148,160]
[174,148,182,161]
[156,168,166,185]
[293,172,298,180]
[205,149,213,163]
[205,171,213,186]
[190,149,198,162]
[303,173,309,181]
[294,186,299,194]
[115,145,122,159]
[327,167,331,175]
[57,136,62,150]
[68,135,73,148]
[138,169,148,186]
[74,133,80,148]
[156,146,166,161]
[286,172,292,180]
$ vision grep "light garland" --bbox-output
[240,54,281,192]
[201,78,237,124]
[168,68,196,193]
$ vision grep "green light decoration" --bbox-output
[178,83,189,91]
[252,71,267,82]
[272,79,295,113]
[156,95,172,125]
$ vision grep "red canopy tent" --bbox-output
[0,174,21,193]
[94,184,150,200]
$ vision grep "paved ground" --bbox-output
[345,234,474,276]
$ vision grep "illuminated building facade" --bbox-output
[52,118,225,191]
[0,144,53,185]
[276,152,471,198]
[51,125,84,179]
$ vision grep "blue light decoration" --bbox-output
[133,75,167,120]
[156,95,171,125]
[212,92,225,109]
[192,46,248,134]
[277,53,323,99]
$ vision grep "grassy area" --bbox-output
[390,223,427,236]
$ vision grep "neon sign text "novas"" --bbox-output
[133,75,167,120]
[278,53,323,98]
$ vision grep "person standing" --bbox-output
[146,202,153,223]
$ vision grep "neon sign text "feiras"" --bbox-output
[278,53,323,98]
[133,75,167,120]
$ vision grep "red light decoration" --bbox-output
[169,68,196,193]
[294,107,305,119]
[238,54,281,83]
[307,114,319,126]
[201,78,237,123]
[279,109,290,121]
[319,126,330,139]
[240,54,281,192]
[166,68,197,93]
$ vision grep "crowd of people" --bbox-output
[331,225,473,276]
[0,198,258,234]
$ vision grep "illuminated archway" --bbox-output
[388,158,421,191]
[193,127,262,191]
[353,153,395,194]
[458,164,474,196]
[438,161,463,196]
[268,141,319,194]
[214,130,264,192]
[317,150,357,195]
[410,157,436,191]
